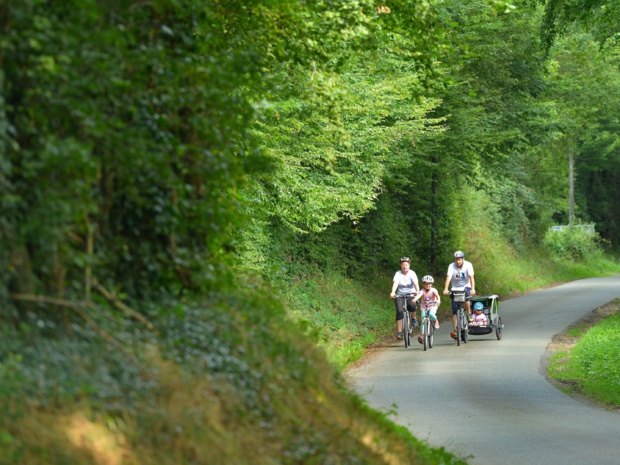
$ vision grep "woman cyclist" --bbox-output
[390,257,420,340]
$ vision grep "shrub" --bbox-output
[543,224,601,261]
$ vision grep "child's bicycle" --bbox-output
[418,305,437,351]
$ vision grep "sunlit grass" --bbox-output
[284,271,392,370]
[548,310,620,406]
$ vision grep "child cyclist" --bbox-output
[412,275,441,344]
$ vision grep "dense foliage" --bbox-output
[1,0,619,463]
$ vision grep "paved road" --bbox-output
[346,277,620,465]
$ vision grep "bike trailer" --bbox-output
[468,294,502,339]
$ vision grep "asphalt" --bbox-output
[345,276,620,465]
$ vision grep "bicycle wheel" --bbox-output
[461,311,468,343]
[428,324,434,348]
[424,317,433,350]
[456,308,461,346]
[403,314,410,348]
[495,316,503,340]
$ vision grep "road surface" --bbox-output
[346,277,620,465]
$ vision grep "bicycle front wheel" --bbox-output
[462,311,469,343]
[456,309,462,346]
[423,319,431,351]
[403,315,410,348]
[428,324,434,349]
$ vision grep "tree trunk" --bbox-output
[568,143,575,223]
[430,156,438,271]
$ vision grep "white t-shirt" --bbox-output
[393,270,419,296]
[446,260,474,290]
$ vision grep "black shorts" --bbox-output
[394,295,417,321]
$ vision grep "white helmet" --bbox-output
[454,250,465,258]
[422,275,434,283]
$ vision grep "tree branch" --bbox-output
[92,280,159,334]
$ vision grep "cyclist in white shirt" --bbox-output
[443,250,476,340]
[390,257,420,340]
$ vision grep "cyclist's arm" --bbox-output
[433,288,441,306]
[469,273,476,295]
[390,280,398,298]
[443,274,451,295]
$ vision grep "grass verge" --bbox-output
[546,298,620,409]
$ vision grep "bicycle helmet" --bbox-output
[454,250,465,258]
[400,257,411,263]
[422,275,434,283]
[473,302,484,311]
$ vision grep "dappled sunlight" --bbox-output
[65,414,133,465]
[361,432,401,465]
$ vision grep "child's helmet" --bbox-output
[473,302,484,310]
[422,275,434,283]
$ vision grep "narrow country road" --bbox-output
[346,276,620,465]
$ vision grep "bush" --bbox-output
[543,224,601,261]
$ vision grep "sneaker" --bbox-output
[466,314,473,322]
[408,326,413,335]
[450,331,457,340]
[412,319,419,328]
[396,332,403,340]
[434,321,440,329]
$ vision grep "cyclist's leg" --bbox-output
[428,305,438,321]
[464,287,473,320]
[429,305,439,328]
[406,296,418,327]
[450,300,458,338]
[420,310,428,333]
[395,297,404,337]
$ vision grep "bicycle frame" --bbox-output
[396,294,415,348]
[451,290,468,345]
[420,307,436,351]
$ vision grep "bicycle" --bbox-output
[420,305,437,351]
[451,289,469,346]
[396,294,416,348]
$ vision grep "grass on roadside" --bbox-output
[283,271,393,370]
[548,303,620,407]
